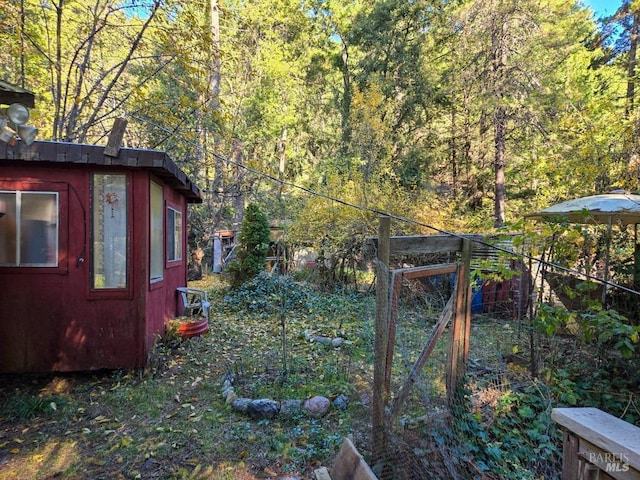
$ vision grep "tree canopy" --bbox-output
[0,0,632,245]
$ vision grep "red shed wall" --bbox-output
[143,175,189,355]
[0,163,189,372]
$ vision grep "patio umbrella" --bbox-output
[527,192,640,226]
[526,191,640,303]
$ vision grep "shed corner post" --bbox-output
[372,215,391,466]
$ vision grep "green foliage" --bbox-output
[223,272,313,316]
[2,393,67,420]
[455,380,563,479]
[534,303,640,359]
[227,203,271,287]
[578,309,640,359]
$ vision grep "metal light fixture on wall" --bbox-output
[0,102,37,145]
[17,125,37,144]
[7,103,29,125]
[0,125,17,143]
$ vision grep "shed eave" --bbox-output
[0,140,203,202]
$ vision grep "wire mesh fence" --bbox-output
[363,233,640,480]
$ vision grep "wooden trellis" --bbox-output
[371,216,473,463]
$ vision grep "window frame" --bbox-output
[166,205,183,264]
[90,173,130,293]
[0,181,67,273]
[149,179,164,284]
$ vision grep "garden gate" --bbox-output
[370,216,475,473]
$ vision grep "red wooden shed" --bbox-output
[0,140,202,372]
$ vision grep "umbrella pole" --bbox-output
[635,224,639,287]
[602,217,612,305]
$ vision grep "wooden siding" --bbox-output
[0,141,199,372]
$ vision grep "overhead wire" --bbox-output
[208,149,640,297]
[131,113,640,298]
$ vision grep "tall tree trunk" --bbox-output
[53,0,63,140]
[210,0,224,202]
[626,10,639,118]
[494,106,507,227]
[231,139,245,229]
[463,89,472,188]
[628,10,640,166]
[339,33,352,156]
[278,128,287,200]
[19,0,25,87]
[492,9,508,228]
[451,98,458,196]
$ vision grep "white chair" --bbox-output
[176,287,211,319]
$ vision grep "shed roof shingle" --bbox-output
[0,140,202,203]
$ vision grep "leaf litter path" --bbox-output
[0,277,374,479]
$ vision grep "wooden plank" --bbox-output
[462,245,473,365]
[577,438,639,480]
[372,216,390,464]
[390,294,454,420]
[314,466,332,480]
[331,438,361,480]
[104,117,128,157]
[353,461,378,480]
[395,263,457,280]
[561,431,579,480]
[367,234,465,256]
[331,438,378,480]
[552,408,640,471]
[446,238,472,407]
[389,235,462,255]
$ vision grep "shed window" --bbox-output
[167,207,182,262]
[150,181,163,282]
[92,174,128,289]
[0,191,58,267]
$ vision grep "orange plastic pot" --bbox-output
[177,318,209,338]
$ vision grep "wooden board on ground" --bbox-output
[330,437,378,480]
[314,466,332,480]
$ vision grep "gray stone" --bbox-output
[332,394,349,410]
[279,399,302,416]
[231,397,252,413]
[331,337,344,348]
[303,395,330,417]
[225,389,237,404]
[313,336,332,345]
[247,398,280,420]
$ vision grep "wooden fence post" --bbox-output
[372,216,391,465]
[447,237,472,408]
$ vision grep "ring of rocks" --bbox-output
[222,373,350,420]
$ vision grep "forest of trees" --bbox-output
[0,0,638,253]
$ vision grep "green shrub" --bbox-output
[227,203,271,287]
[223,272,313,316]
